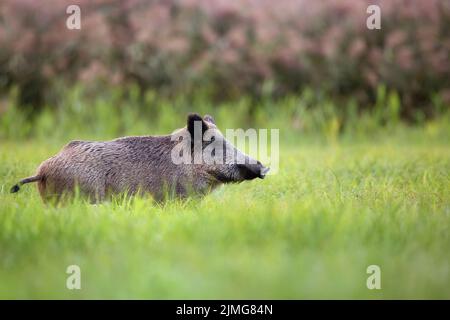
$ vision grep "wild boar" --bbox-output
[11,113,269,202]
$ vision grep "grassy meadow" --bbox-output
[0,92,449,299]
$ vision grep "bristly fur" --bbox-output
[10,114,268,203]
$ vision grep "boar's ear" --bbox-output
[187,113,208,141]
[204,114,216,125]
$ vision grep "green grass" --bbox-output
[1,131,449,299]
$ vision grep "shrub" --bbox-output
[0,0,449,117]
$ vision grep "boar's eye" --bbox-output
[207,136,216,157]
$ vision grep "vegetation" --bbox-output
[1,92,449,298]
[0,0,449,300]
[1,0,449,116]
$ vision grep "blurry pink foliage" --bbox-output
[0,0,449,112]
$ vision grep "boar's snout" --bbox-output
[237,161,270,180]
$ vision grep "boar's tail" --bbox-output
[10,175,42,193]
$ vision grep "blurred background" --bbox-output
[1,1,450,299]
[0,0,449,140]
